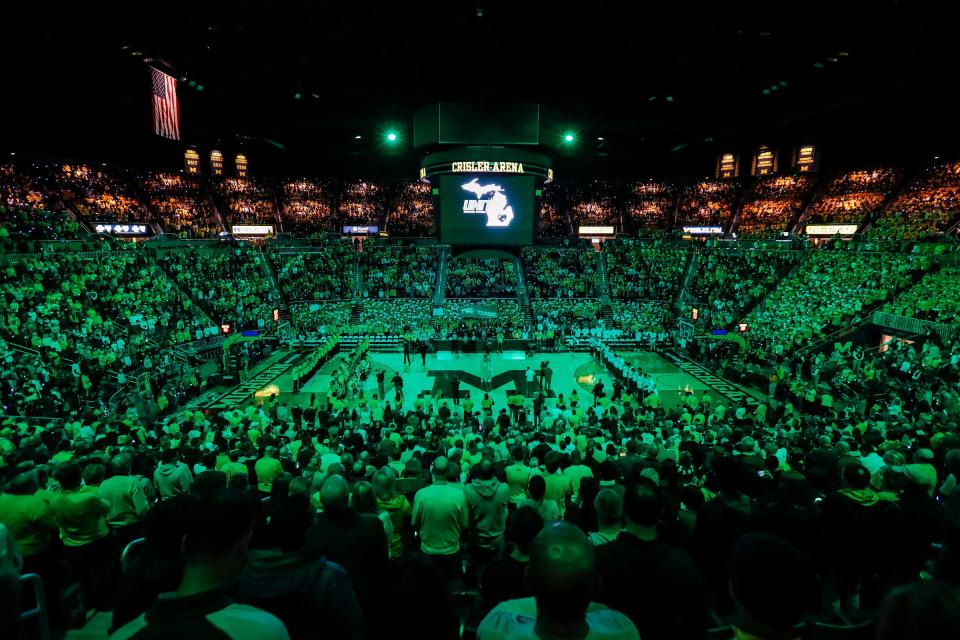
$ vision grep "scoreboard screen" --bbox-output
[438,174,535,245]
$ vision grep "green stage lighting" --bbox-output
[563,133,575,143]
[386,132,398,142]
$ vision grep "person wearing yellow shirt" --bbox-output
[0,470,57,566]
[50,462,114,610]
[255,447,285,494]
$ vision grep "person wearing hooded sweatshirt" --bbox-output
[154,447,193,500]
[464,458,512,563]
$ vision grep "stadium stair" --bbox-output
[726,184,749,235]
[433,245,450,306]
[514,255,533,326]
[673,247,699,311]
[596,249,612,298]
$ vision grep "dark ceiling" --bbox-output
[5,0,958,179]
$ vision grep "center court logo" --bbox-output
[461,178,515,227]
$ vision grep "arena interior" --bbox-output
[3,3,960,640]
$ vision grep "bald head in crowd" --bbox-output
[432,456,449,481]
[526,522,598,629]
[319,474,349,511]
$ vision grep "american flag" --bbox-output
[151,67,180,140]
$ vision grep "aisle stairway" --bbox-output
[514,255,533,326]
[433,245,450,306]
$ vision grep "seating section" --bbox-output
[677,179,739,227]
[687,247,807,328]
[805,167,900,226]
[141,172,220,237]
[339,180,384,225]
[0,250,208,415]
[606,240,689,300]
[445,257,517,298]
[360,243,437,298]
[161,246,279,327]
[885,265,960,325]
[537,185,570,239]
[280,179,334,234]
[356,299,431,333]
[271,244,355,301]
[610,300,670,332]
[56,163,146,223]
[442,299,523,327]
[872,162,960,239]
[624,181,675,233]
[388,181,434,236]
[746,250,920,354]
[567,181,618,227]
[737,175,816,235]
[290,301,354,337]
[214,178,278,226]
[522,247,598,299]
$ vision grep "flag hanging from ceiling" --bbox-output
[150,67,180,140]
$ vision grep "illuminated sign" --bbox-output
[578,225,616,235]
[184,149,201,175]
[231,224,274,235]
[221,324,232,334]
[692,308,699,321]
[94,223,152,236]
[272,309,280,322]
[682,226,723,234]
[738,323,749,333]
[342,225,380,234]
[210,150,224,176]
[461,179,514,227]
[235,154,248,178]
[451,161,525,174]
[805,224,858,236]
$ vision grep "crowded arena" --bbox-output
[3,3,960,640]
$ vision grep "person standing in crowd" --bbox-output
[376,368,386,400]
[412,457,468,582]
[464,458,512,566]
[255,446,285,495]
[99,453,149,544]
[154,447,193,500]
[111,490,289,640]
[477,522,639,639]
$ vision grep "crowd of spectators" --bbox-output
[290,301,354,339]
[567,181,619,227]
[688,247,806,329]
[805,168,901,225]
[746,250,923,358]
[355,299,431,335]
[737,175,815,236]
[387,181,434,237]
[339,181,385,226]
[677,180,739,227]
[624,181,676,233]
[271,244,355,302]
[884,265,960,325]
[214,178,279,226]
[0,249,210,419]
[57,164,146,223]
[872,162,960,239]
[161,246,278,328]
[536,186,570,239]
[445,257,517,298]
[279,180,334,235]
[359,243,437,298]
[141,172,220,237]
[606,239,689,300]
[522,247,598,299]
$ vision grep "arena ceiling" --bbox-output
[6,0,958,178]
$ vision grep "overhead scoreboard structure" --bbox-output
[415,103,553,247]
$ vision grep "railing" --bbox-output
[871,311,956,343]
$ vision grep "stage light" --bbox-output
[386,132,398,142]
[666,95,674,102]
[355,135,362,140]
[294,92,302,99]
[563,133,575,143]
[196,85,204,91]
[597,137,604,141]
